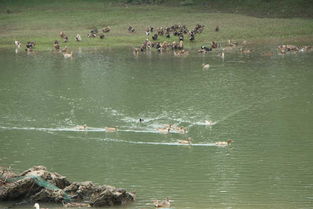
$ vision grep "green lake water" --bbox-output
[0,47,313,209]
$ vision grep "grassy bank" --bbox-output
[1,0,313,51]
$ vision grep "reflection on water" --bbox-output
[1,48,313,209]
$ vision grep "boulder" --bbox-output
[0,176,41,200]
[19,166,71,189]
[0,166,135,207]
[90,186,136,207]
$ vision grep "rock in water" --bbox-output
[0,166,135,207]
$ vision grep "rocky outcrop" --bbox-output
[0,166,135,207]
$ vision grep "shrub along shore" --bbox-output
[1,0,313,51]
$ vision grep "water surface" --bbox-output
[1,48,313,209]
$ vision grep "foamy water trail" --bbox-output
[0,126,106,132]
[0,126,225,147]
[96,138,217,147]
[0,126,187,134]
[193,121,218,126]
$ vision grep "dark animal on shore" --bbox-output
[154,42,161,50]
[201,46,212,52]
[215,25,219,32]
[152,33,158,41]
[53,40,60,50]
[128,25,135,32]
[144,39,152,49]
[194,24,205,33]
[143,26,153,35]
[99,34,105,39]
[157,27,164,36]
[171,41,183,50]
[26,41,35,49]
[146,26,154,34]
[139,39,151,50]
[211,41,218,48]
[59,32,68,42]
[87,33,96,38]
[160,41,169,50]
[75,34,81,41]
[145,26,154,35]
[150,42,159,49]
[189,32,195,41]
[90,28,98,34]
[182,29,189,34]
[63,36,69,43]
[140,44,146,52]
[139,40,151,52]
[59,31,66,39]
[102,26,111,33]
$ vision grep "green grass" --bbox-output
[0,0,313,51]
